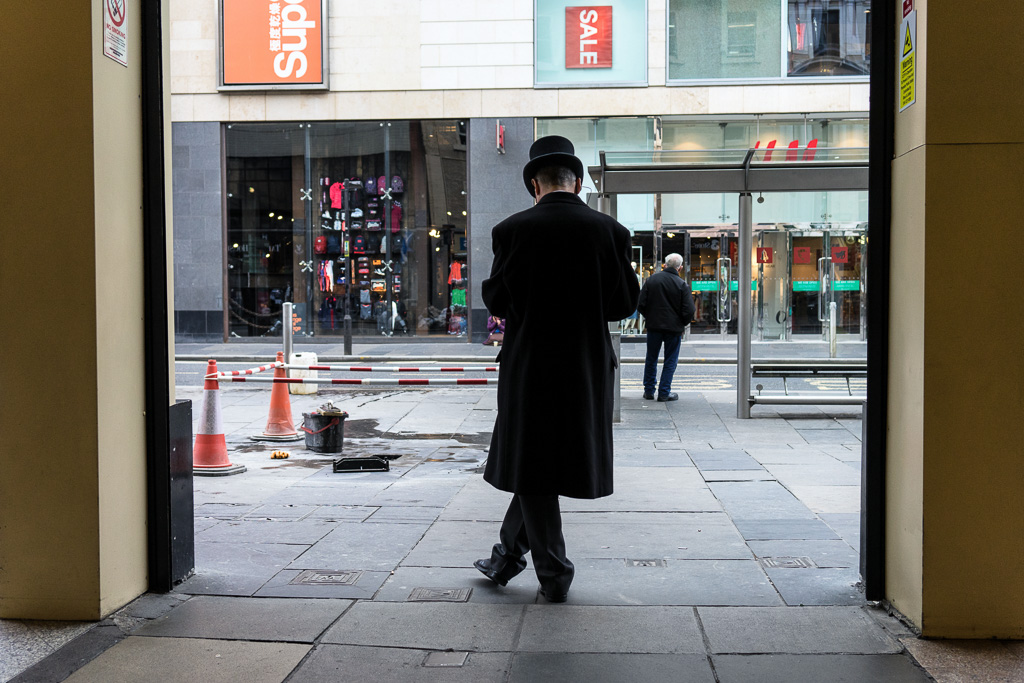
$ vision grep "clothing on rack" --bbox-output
[448,261,463,284]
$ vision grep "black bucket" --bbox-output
[301,411,347,453]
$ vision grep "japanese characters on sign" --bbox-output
[221,0,327,89]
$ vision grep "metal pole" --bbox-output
[737,192,752,419]
[829,301,838,358]
[282,302,293,365]
[595,168,621,423]
[344,306,353,355]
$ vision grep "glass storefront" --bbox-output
[538,114,869,340]
[667,0,870,82]
[225,120,467,338]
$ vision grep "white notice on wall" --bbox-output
[103,0,127,66]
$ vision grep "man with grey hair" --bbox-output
[637,252,695,401]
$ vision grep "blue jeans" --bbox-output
[643,330,682,397]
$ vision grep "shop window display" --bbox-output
[666,0,869,82]
[225,120,467,338]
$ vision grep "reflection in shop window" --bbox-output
[787,0,870,76]
[666,0,870,81]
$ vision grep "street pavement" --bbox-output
[7,350,970,682]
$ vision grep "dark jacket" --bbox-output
[482,192,640,499]
[637,267,695,333]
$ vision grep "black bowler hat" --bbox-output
[522,135,585,196]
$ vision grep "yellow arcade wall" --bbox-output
[0,0,171,619]
[887,0,1024,637]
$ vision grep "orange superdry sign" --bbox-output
[221,0,326,88]
[565,6,613,69]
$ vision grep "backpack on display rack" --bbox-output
[391,175,404,193]
[390,201,402,233]
[364,177,377,195]
[314,235,327,254]
[326,234,341,255]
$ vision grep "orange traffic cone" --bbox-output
[252,352,302,442]
[193,359,246,476]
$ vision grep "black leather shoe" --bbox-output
[657,392,679,402]
[643,392,655,400]
[474,558,522,587]
[538,587,568,603]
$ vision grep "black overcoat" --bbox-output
[481,192,640,499]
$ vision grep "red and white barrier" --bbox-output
[206,361,284,379]
[284,364,497,373]
[225,376,498,386]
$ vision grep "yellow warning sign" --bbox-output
[900,53,916,110]
[898,11,917,112]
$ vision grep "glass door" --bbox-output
[687,232,725,334]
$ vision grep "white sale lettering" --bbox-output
[579,9,599,65]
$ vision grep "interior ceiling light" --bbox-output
[269,212,275,217]
[249,187,255,193]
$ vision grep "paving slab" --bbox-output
[62,636,309,683]
[687,450,765,470]
[764,567,865,606]
[518,606,705,653]
[365,506,444,523]
[133,596,349,642]
[712,654,933,682]
[732,519,842,541]
[762,462,861,487]
[286,521,432,571]
[563,467,721,513]
[707,481,817,519]
[7,624,124,683]
[304,505,377,522]
[548,559,782,607]
[701,471,777,482]
[614,449,697,467]
[374,567,538,604]
[262,482,392,506]
[197,519,339,545]
[508,653,715,683]
[438,481,514,522]
[747,540,859,569]
[288,645,510,683]
[900,637,1024,683]
[400,520,501,567]
[254,569,390,599]
[563,512,752,561]
[820,513,862,546]
[177,542,310,596]
[698,607,901,654]
[367,480,466,507]
[785,485,861,514]
[321,602,523,652]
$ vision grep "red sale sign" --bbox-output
[565,6,613,69]
[756,248,773,264]
[794,247,812,264]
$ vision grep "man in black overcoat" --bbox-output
[474,136,640,602]
[637,253,696,402]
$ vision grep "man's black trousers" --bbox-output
[491,494,574,595]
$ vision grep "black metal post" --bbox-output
[142,0,193,590]
[862,0,896,602]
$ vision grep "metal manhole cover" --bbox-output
[625,559,668,567]
[290,570,363,586]
[407,587,472,602]
[760,556,816,569]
